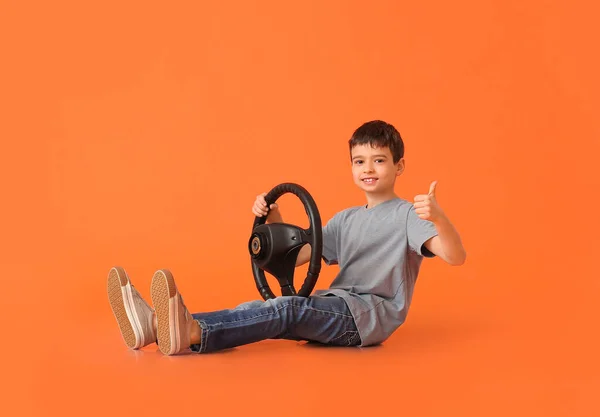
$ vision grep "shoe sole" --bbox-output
[150,269,181,355]
[106,266,142,349]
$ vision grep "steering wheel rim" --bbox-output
[248,183,322,300]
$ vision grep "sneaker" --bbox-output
[107,266,157,349]
[150,269,195,355]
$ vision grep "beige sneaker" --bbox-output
[107,266,157,349]
[150,269,195,355]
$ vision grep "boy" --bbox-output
[107,120,466,355]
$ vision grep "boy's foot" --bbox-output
[107,266,157,349]
[150,269,195,355]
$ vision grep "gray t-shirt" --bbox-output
[314,197,439,346]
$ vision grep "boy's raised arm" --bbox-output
[414,181,467,266]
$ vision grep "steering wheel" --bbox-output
[248,183,323,300]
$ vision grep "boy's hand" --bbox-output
[413,181,445,224]
[252,192,279,217]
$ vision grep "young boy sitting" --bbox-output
[107,120,467,355]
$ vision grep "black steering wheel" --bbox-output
[248,183,323,300]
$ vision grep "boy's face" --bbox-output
[350,144,404,195]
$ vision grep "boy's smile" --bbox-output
[351,144,404,206]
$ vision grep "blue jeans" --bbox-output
[190,294,361,353]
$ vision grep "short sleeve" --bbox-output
[322,213,341,265]
[407,206,439,257]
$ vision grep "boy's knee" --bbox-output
[268,296,306,310]
[265,296,306,325]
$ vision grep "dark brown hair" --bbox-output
[348,120,404,163]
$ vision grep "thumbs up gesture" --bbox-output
[413,181,444,223]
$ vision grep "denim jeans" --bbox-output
[190,294,361,353]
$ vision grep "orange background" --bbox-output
[1,0,599,416]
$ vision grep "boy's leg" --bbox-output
[193,295,361,352]
[150,270,361,355]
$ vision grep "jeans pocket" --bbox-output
[328,330,361,347]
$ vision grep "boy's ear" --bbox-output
[396,158,405,176]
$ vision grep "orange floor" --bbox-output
[5,240,599,416]
[2,0,599,415]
